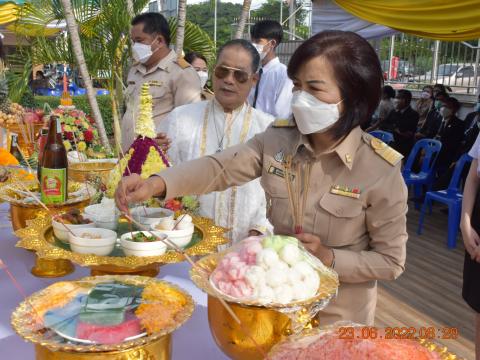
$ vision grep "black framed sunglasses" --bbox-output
[214,65,252,83]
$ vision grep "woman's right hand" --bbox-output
[114,174,166,213]
[461,222,480,258]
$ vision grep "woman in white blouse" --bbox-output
[460,134,480,360]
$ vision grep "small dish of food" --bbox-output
[68,228,117,256]
[120,231,168,257]
[151,214,194,249]
[52,209,95,242]
[130,206,174,227]
[84,197,119,231]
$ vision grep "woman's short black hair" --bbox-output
[250,20,283,47]
[131,12,171,46]
[217,39,260,73]
[287,30,383,139]
[184,52,208,66]
[444,96,460,111]
[397,89,412,104]
[383,85,395,99]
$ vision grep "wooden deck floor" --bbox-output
[375,205,475,359]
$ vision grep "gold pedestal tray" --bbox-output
[69,161,116,186]
[31,255,75,278]
[190,253,339,360]
[16,212,229,278]
[11,276,193,360]
[34,334,171,360]
[90,263,160,277]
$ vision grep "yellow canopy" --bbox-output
[0,3,19,25]
[334,0,480,41]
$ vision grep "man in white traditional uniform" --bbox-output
[160,39,274,242]
[248,20,293,119]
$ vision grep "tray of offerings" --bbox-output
[0,179,93,230]
[11,275,194,360]
[266,322,461,360]
[15,200,229,277]
[190,235,339,360]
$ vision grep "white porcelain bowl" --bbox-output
[120,231,168,257]
[52,217,96,242]
[84,204,119,230]
[68,228,117,256]
[150,222,195,249]
[130,207,174,227]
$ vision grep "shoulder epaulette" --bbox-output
[362,133,403,166]
[176,56,190,69]
[272,118,296,128]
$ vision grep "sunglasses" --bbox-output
[214,65,252,83]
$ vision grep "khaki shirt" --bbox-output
[159,124,408,325]
[121,49,202,151]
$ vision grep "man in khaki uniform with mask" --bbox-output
[115,31,408,326]
[122,12,202,151]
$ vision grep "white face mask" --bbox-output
[252,42,269,61]
[132,39,158,64]
[291,91,342,135]
[421,91,431,99]
[197,71,208,88]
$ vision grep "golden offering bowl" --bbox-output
[69,161,116,185]
[31,256,75,278]
[11,275,194,360]
[190,253,339,360]
[34,334,171,360]
[5,123,44,149]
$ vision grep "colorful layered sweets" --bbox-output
[268,329,442,360]
[41,281,188,344]
[210,235,322,304]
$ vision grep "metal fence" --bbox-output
[371,34,480,95]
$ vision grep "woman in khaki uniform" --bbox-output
[116,31,408,326]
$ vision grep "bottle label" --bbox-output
[40,167,67,204]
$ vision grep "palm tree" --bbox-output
[175,0,187,56]
[59,0,110,151]
[234,0,252,39]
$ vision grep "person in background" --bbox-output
[460,133,480,360]
[121,12,202,152]
[381,89,419,157]
[249,20,293,119]
[433,83,448,98]
[185,51,214,100]
[116,30,408,326]
[366,85,395,131]
[415,91,449,140]
[414,85,434,130]
[435,97,465,175]
[464,94,480,151]
[161,39,273,242]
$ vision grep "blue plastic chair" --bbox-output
[369,130,394,144]
[417,153,472,248]
[402,138,442,210]
[96,89,110,96]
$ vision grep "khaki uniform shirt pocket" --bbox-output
[315,192,365,247]
[150,84,172,119]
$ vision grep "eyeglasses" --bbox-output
[214,65,252,83]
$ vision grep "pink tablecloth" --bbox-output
[0,203,228,359]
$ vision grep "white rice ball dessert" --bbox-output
[256,248,279,269]
[274,284,293,304]
[244,265,266,288]
[257,285,275,304]
[292,261,315,279]
[156,217,175,230]
[279,243,301,266]
[265,265,289,288]
[291,281,311,301]
[287,267,303,285]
